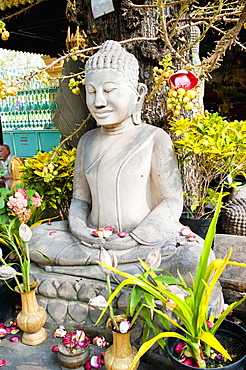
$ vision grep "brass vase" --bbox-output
[104,330,140,370]
[57,341,90,370]
[15,281,47,346]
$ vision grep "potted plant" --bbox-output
[88,245,159,370]
[98,193,246,369]
[169,112,246,221]
[0,186,48,345]
[56,326,91,369]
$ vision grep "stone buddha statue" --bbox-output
[29,41,221,307]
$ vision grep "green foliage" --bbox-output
[170,112,246,218]
[20,147,76,220]
[98,193,246,368]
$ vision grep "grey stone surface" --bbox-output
[214,234,246,290]
[0,328,165,370]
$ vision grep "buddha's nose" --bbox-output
[94,90,107,107]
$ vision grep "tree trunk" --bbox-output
[63,0,180,136]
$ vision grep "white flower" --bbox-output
[19,223,32,242]
[119,320,131,333]
[98,247,117,276]
[0,265,17,280]
[88,295,108,310]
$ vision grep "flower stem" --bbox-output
[106,274,119,332]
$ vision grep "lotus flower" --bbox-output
[168,70,198,90]
[98,247,117,276]
[0,265,17,280]
[19,223,32,242]
[88,295,108,310]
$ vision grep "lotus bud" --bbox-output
[0,265,17,280]
[145,246,161,269]
[98,247,117,276]
[19,223,32,242]
[88,295,108,310]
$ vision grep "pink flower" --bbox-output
[51,345,59,352]
[168,70,198,90]
[31,195,42,207]
[92,227,115,238]
[206,320,214,329]
[90,355,102,369]
[85,361,92,370]
[9,336,19,342]
[175,343,186,354]
[0,360,6,367]
[92,336,106,348]
[182,358,200,367]
[117,232,128,238]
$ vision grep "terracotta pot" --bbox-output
[166,320,246,370]
[104,330,140,370]
[57,340,90,370]
[15,281,47,346]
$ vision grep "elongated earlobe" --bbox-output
[132,83,147,125]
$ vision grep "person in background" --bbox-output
[0,144,14,189]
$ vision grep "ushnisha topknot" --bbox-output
[84,40,139,92]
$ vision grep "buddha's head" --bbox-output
[84,40,147,126]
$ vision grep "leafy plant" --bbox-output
[98,193,246,368]
[169,112,246,218]
[20,147,76,220]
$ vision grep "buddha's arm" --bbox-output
[69,136,105,246]
[130,130,183,245]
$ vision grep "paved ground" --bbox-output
[0,328,173,370]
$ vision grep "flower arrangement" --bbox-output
[0,186,43,226]
[0,223,33,293]
[0,185,45,293]
[98,193,246,368]
[53,326,91,354]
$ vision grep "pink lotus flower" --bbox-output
[175,342,186,354]
[206,320,214,329]
[92,335,106,348]
[182,358,200,367]
[98,247,117,276]
[168,70,198,90]
[0,328,7,338]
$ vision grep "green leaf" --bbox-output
[154,275,182,285]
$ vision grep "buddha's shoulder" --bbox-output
[137,123,171,140]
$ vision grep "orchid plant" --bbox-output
[0,223,33,293]
[98,193,246,368]
[89,246,156,338]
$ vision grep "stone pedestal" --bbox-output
[214,234,246,291]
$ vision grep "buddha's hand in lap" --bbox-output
[103,234,139,250]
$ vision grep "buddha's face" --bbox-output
[85,69,137,127]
